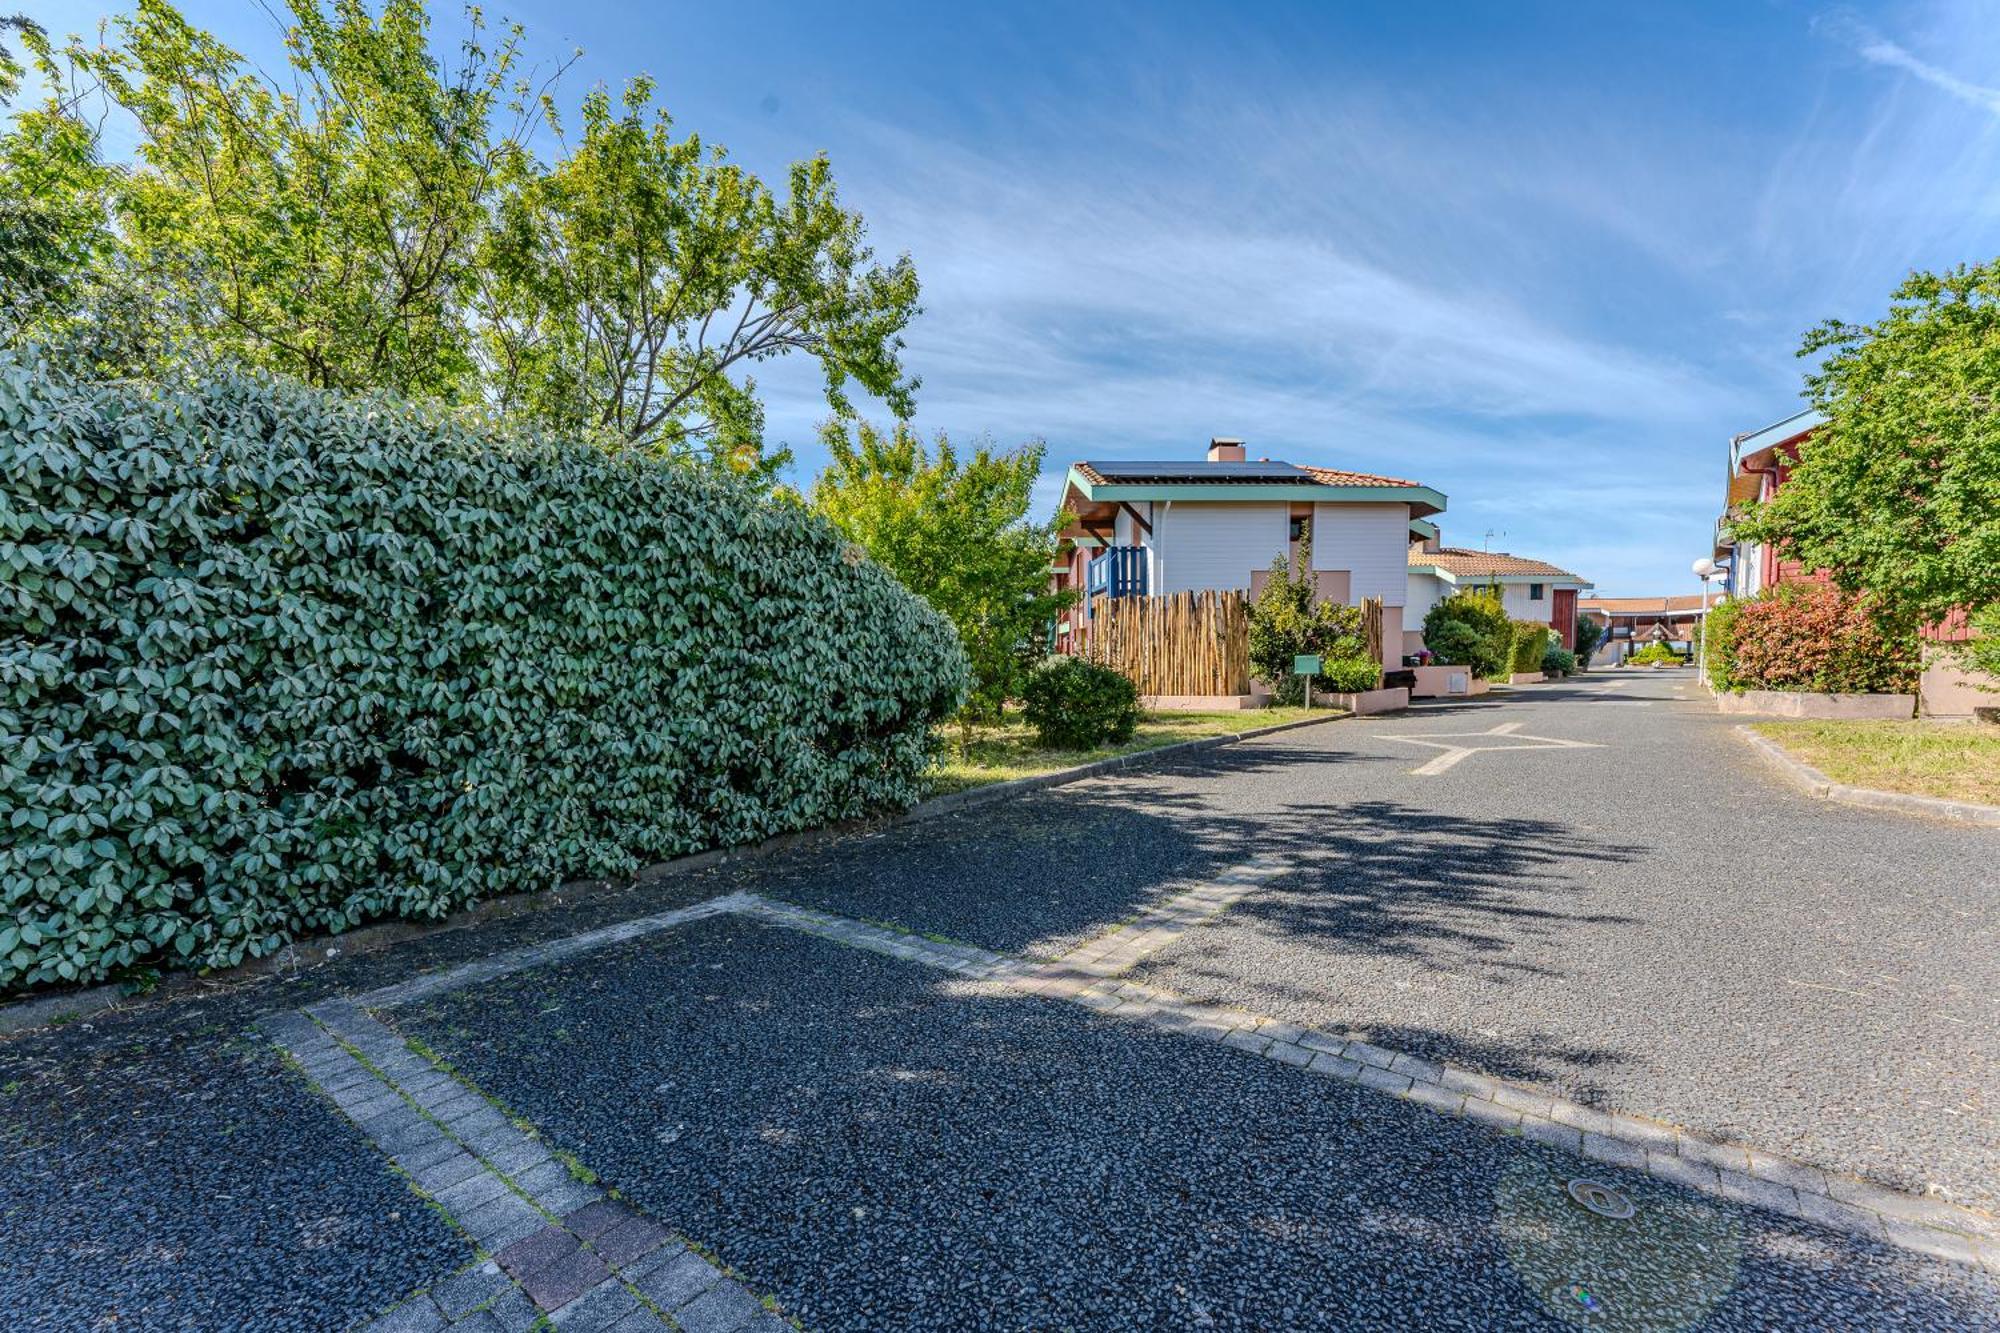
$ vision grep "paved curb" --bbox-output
[1736,725,2000,827]
[0,711,1361,1038]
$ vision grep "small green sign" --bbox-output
[1293,654,1321,676]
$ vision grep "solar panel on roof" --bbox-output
[1084,460,1309,481]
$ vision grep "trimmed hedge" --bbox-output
[1507,621,1550,675]
[0,350,967,990]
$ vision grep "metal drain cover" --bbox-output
[1566,1178,1636,1219]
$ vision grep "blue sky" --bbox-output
[29,1,2000,594]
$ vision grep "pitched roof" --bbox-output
[1072,460,1420,488]
[1298,465,1421,488]
[1409,545,1586,581]
[1579,595,1707,614]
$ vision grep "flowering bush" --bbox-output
[1722,584,1916,693]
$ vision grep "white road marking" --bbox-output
[1374,722,1604,776]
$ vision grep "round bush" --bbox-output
[1422,592,1511,677]
[0,348,968,991]
[1022,658,1140,749]
[1541,646,1577,677]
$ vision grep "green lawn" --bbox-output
[1753,719,2000,806]
[927,707,1332,795]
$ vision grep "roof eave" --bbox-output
[1073,478,1446,513]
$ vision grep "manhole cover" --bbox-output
[1566,1178,1636,1219]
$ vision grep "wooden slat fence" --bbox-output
[1083,590,1250,696]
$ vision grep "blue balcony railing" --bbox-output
[1086,545,1148,599]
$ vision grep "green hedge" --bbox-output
[1508,621,1550,676]
[0,350,967,990]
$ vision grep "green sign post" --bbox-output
[1293,655,1321,709]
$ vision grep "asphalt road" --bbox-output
[1122,670,2000,1212]
[4,666,1996,1330]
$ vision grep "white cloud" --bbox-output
[1828,13,2000,117]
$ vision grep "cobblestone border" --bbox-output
[263,993,787,1331]
[1736,725,2000,827]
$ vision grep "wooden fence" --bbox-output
[1083,590,1250,696]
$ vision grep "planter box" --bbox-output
[1327,686,1409,715]
[1141,693,1262,711]
[1410,665,1477,698]
[1713,689,1916,720]
[1507,671,1544,685]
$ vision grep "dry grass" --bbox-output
[1753,719,2000,806]
[927,707,1330,795]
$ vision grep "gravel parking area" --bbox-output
[717,781,1247,957]
[0,1023,464,1330]
[390,915,2000,1331]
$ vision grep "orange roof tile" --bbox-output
[1579,595,1707,613]
[1409,545,1585,581]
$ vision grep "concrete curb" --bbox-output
[1735,725,2000,828]
[0,710,1362,1037]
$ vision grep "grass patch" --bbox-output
[926,706,1331,796]
[1753,719,2000,806]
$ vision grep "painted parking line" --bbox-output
[1374,721,1604,776]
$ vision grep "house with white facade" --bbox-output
[1405,533,1593,659]
[1051,438,1446,669]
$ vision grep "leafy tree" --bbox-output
[811,421,1069,723]
[1,13,42,103]
[1734,261,2000,637]
[57,0,535,397]
[1246,525,1373,703]
[1572,613,1604,665]
[6,0,918,478]
[479,79,919,477]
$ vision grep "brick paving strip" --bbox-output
[265,866,1998,1329]
[738,887,2000,1275]
[260,896,787,1332]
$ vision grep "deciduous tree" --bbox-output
[811,421,1068,722]
[1734,261,2000,635]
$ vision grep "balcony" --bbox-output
[1086,544,1148,599]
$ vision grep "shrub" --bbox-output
[1572,615,1604,666]
[1021,657,1139,749]
[1700,596,1744,690]
[0,348,968,991]
[1422,591,1511,678]
[1542,646,1577,677]
[1246,527,1371,704]
[1725,583,1917,694]
[1508,621,1550,675]
[1317,657,1383,694]
[1628,642,1682,666]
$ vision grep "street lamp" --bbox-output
[1692,557,1722,679]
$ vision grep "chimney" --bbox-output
[1207,437,1246,463]
[1424,525,1442,554]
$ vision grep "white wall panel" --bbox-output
[1312,503,1411,605]
[1155,503,1288,595]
